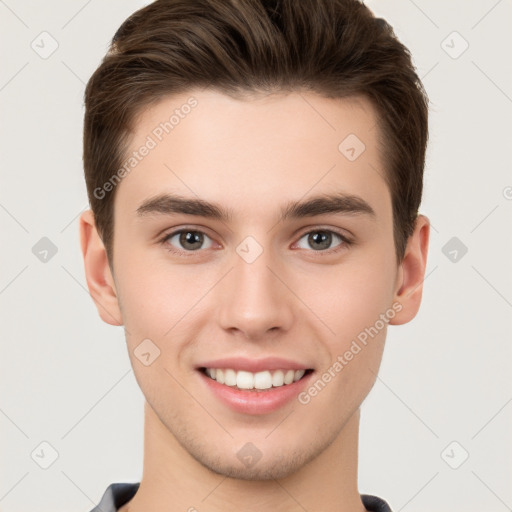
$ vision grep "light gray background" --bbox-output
[1,1,511,511]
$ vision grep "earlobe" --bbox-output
[79,210,123,326]
[389,214,430,326]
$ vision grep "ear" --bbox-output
[79,209,123,326]
[389,214,430,325]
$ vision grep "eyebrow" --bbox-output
[136,192,375,223]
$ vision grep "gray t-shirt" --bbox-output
[89,482,393,511]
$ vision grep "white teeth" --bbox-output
[205,368,216,379]
[283,369,295,385]
[254,371,272,390]
[203,367,309,390]
[272,370,284,387]
[224,369,237,386]
[236,371,254,390]
[294,369,305,381]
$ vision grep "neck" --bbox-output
[120,403,367,512]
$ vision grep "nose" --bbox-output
[216,245,295,341]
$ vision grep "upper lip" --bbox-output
[197,357,313,373]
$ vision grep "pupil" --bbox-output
[181,231,203,250]
[310,231,331,250]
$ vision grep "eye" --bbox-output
[163,229,214,252]
[295,229,349,252]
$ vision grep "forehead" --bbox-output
[115,88,390,223]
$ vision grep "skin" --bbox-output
[80,89,429,512]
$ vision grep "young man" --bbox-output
[80,1,429,511]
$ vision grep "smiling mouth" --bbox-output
[199,367,314,391]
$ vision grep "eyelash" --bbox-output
[158,226,353,257]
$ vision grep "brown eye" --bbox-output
[296,230,347,252]
[164,230,213,252]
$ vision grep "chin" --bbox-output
[195,451,310,481]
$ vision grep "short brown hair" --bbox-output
[83,0,428,264]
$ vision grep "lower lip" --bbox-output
[198,370,314,415]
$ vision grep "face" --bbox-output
[97,89,404,479]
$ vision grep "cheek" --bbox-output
[115,260,202,393]
[299,279,390,420]
[297,253,396,343]
[115,254,209,336]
